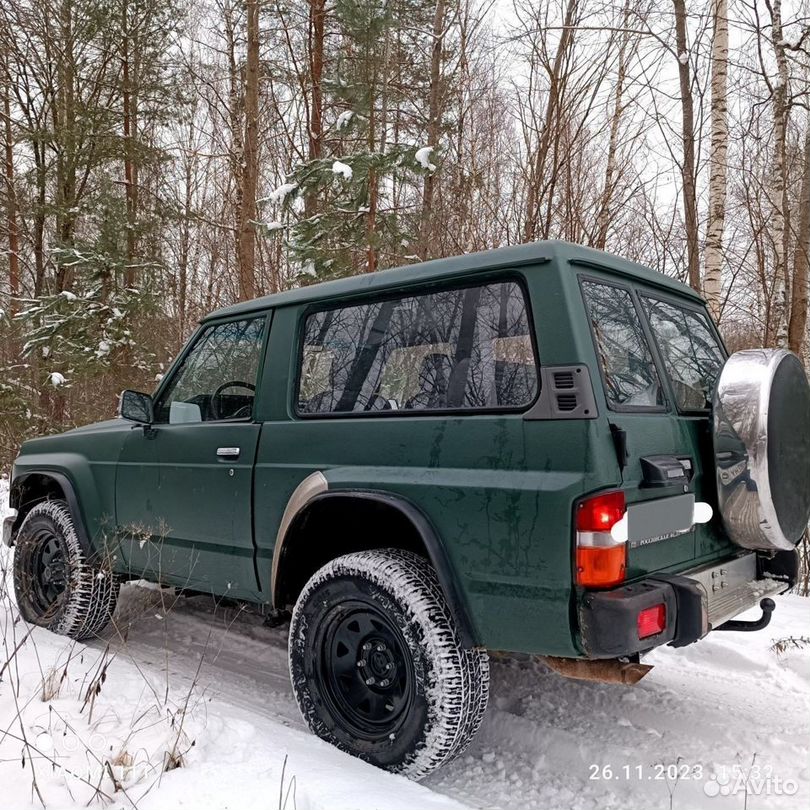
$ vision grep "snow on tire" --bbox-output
[13,500,119,640]
[288,548,489,780]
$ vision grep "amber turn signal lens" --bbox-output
[575,544,626,588]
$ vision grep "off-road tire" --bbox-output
[13,500,119,640]
[288,548,489,779]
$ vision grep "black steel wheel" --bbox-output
[27,529,69,618]
[13,500,119,640]
[289,549,489,779]
[318,600,416,740]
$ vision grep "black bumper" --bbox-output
[578,574,708,659]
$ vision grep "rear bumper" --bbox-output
[578,551,793,659]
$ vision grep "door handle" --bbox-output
[217,447,241,460]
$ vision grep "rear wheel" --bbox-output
[13,500,119,640]
[288,549,489,779]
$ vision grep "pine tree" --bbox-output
[273,0,438,281]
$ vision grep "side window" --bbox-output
[298,280,538,414]
[581,280,663,409]
[642,297,725,410]
[155,317,266,424]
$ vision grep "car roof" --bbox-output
[203,239,703,322]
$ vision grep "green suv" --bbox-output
[5,241,809,778]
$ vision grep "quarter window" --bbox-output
[155,317,266,423]
[581,281,663,409]
[298,281,538,414]
[642,297,724,410]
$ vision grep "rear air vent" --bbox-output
[553,371,575,389]
[524,365,598,421]
[556,394,578,411]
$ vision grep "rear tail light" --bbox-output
[637,603,667,638]
[575,491,627,588]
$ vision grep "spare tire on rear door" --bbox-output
[713,349,810,551]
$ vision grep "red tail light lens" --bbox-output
[575,491,627,588]
[637,603,667,638]
[576,491,626,532]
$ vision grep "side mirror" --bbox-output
[119,389,154,424]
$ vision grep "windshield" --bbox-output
[641,296,725,410]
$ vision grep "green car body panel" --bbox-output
[9,240,742,658]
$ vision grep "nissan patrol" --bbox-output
[4,240,809,778]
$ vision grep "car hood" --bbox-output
[19,418,129,454]
[63,418,124,435]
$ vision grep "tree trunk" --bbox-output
[594,0,630,250]
[788,128,810,357]
[364,24,383,274]
[178,152,193,345]
[523,0,576,243]
[237,0,259,301]
[305,0,325,218]
[703,0,728,319]
[417,0,446,261]
[33,141,46,296]
[2,54,20,311]
[672,0,700,293]
[769,0,790,347]
[122,0,139,286]
[55,0,77,293]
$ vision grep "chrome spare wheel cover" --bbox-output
[713,349,810,551]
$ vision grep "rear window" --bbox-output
[641,297,725,410]
[297,280,538,414]
[581,280,664,409]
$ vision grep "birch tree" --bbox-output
[703,0,728,319]
[766,0,791,346]
[788,127,810,357]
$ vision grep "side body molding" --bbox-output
[270,473,478,648]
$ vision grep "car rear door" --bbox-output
[116,314,269,599]
[579,277,702,577]
[636,291,734,564]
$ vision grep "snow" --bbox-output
[266,182,298,203]
[59,291,77,301]
[778,31,801,49]
[48,371,66,387]
[263,220,286,231]
[336,110,354,130]
[0,477,808,809]
[332,160,353,180]
[415,146,437,171]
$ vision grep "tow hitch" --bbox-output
[714,597,775,632]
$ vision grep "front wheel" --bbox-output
[13,500,119,640]
[288,549,489,779]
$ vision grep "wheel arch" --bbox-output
[272,483,478,648]
[9,471,93,556]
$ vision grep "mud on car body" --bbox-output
[5,240,809,778]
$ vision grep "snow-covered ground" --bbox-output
[1,477,808,810]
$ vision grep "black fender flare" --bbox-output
[9,471,94,557]
[274,488,479,648]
